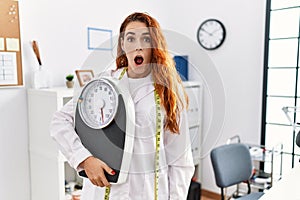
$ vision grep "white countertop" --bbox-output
[259,164,300,200]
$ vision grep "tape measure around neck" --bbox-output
[118,67,127,80]
[104,67,161,200]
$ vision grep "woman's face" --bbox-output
[121,21,152,78]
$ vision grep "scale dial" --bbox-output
[78,79,119,129]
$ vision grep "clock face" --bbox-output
[197,19,226,50]
[78,79,119,129]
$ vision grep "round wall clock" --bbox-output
[197,19,226,50]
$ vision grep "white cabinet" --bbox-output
[183,81,203,181]
[27,87,73,200]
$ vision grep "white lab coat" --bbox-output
[50,68,195,200]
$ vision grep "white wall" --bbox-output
[0,0,266,199]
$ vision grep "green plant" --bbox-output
[66,74,74,81]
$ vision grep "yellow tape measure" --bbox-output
[118,67,127,80]
[154,89,162,200]
[104,67,161,200]
[104,187,110,200]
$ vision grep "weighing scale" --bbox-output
[74,76,135,184]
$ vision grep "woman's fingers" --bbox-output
[102,161,116,176]
[99,161,115,187]
[82,156,112,187]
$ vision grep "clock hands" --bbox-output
[211,28,221,34]
[99,99,105,124]
[201,27,221,36]
[201,28,212,36]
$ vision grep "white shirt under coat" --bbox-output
[50,68,195,200]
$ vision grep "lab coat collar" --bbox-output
[113,68,155,104]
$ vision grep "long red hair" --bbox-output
[116,12,188,134]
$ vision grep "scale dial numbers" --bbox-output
[78,79,118,129]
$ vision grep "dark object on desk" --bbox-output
[257,171,271,179]
[187,181,201,200]
[210,143,264,200]
[74,183,83,190]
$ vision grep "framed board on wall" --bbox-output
[0,0,23,87]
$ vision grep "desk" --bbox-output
[259,165,300,199]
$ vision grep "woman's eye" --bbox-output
[143,37,151,43]
[127,37,135,42]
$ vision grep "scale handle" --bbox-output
[78,170,88,178]
[78,169,119,183]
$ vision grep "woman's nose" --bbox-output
[135,40,143,51]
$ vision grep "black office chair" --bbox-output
[296,130,300,148]
[210,143,264,200]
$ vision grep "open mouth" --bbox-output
[134,55,144,65]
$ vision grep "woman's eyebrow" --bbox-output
[125,31,150,36]
[126,32,135,36]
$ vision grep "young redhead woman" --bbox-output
[50,12,194,200]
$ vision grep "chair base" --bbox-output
[231,192,264,200]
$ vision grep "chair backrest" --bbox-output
[210,143,253,188]
[296,131,300,148]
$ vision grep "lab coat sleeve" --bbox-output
[164,109,195,199]
[50,99,92,170]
